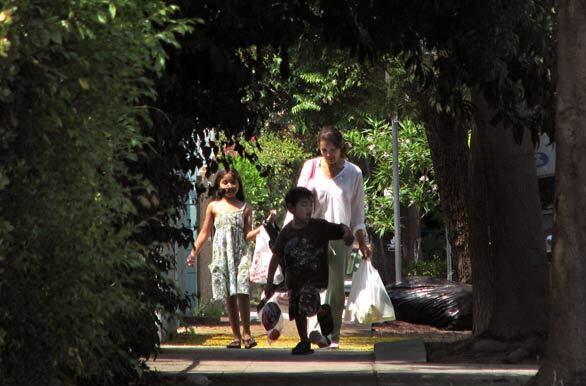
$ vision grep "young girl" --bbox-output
[187,168,274,349]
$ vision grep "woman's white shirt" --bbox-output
[289,158,366,235]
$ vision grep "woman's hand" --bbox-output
[355,229,372,259]
[358,241,372,260]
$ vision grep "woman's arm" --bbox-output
[297,158,315,187]
[355,229,371,259]
[187,202,215,266]
[351,168,371,258]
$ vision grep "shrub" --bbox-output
[0,2,190,385]
[242,130,310,222]
[405,257,448,279]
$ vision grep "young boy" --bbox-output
[265,187,354,355]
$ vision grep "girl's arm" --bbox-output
[245,208,277,241]
[187,202,215,266]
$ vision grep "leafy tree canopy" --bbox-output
[315,0,556,142]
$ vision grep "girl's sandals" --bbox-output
[243,337,257,349]
[226,339,241,349]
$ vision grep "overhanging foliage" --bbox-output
[0,1,190,384]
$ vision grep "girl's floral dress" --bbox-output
[209,204,250,300]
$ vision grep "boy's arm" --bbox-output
[322,219,354,246]
[264,253,279,299]
[341,224,354,246]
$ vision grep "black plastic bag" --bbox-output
[385,276,472,330]
[264,222,280,251]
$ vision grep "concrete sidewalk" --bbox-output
[149,341,538,385]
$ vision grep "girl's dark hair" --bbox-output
[213,168,246,202]
[317,125,347,156]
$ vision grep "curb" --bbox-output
[374,339,427,363]
[181,316,221,325]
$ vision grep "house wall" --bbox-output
[159,178,199,340]
[196,192,214,307]
[535,134,555,236]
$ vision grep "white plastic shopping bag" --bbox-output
[249,227,283,284]
[260,293,285,342]
[344,260,396,324]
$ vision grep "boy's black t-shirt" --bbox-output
[273,218,345,291]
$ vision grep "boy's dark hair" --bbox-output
[285,187,314,208]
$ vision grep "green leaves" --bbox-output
[291,98,321,114]
[405,256,447,278]
[108,3,116,19]
[346,117,439,236]
[96,11,107,24]
[222,131,309,224]
[231,155,270,210]
[245,131,309,219]
[0,1,191,385]
[78,77,90,90]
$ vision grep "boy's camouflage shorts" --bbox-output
[288,285,321,319]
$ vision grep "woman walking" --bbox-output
[288,126,371,349]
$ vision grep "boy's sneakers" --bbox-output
[317,304,334,336]
[292,340,314,355]
[308,330,331,348]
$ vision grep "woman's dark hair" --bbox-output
[285,187,314,209]
[213,168,246,202]
[317,125,347,156]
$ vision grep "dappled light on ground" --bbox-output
[167,327,401,351]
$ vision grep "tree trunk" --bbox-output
[420,104,472,283]
[401,205,421,263]
[469,93,549,340]
[531,1,586,384]
[370,232,393,285]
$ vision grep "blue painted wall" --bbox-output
[173,172,199,315]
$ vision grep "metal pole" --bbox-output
[445,226,453,281]
[392,115,402,283]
